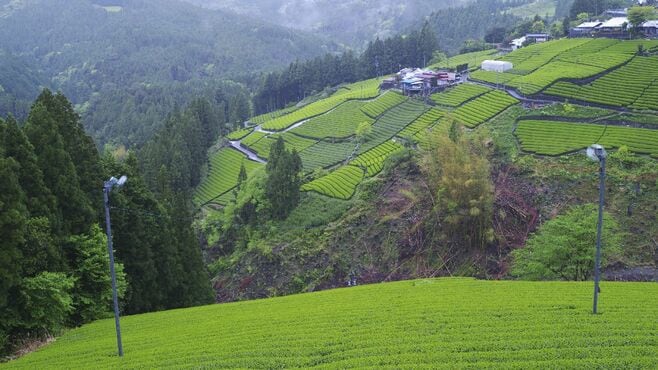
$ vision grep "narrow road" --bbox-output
[229,140,266,164]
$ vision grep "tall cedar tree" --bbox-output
[265,137,302,220]
[23,102,93,235]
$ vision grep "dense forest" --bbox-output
[181,0,471,47]
[0,0,335,146]
[0,90,231,355]
[252,23,439,114]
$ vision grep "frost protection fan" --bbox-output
[587,144,606,162]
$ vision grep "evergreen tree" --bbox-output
[101,153,163,313]
[0,157,28,319]
[1,115,57,221]
[32,90,101,200]
[228,91,251,130]
[265,137,302,220]
[24,102,94,235]
[67,225,126,325]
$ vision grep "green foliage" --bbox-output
[282,192,354,229]
[398,108,444,140]
[0,157,27,310]
[422,125,494,250]
[195,148,263,206]
[429,49,499,70]
[360,91,407,119]
[354,121,373,143]
[431,84,491,107]
[451,90,518,128]
[427,0,522,54]
[68,225,126,325]
[260,82,380,131]
[301,165,365,200]
[351,140,405,177]
[626,6,656,29]
[515,120,658,157]
[18,272,75,335]
[5,278,658,368]
[266,137,303,219]
[225,127,253,141]
[545,56,658,108]
[430,84,492,107]
[290,100,374,140]
[0,0,333,145]
[24,98,94,235]
[511,205,622,280]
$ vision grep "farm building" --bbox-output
[526,33,550,43]
[481,60,513,72]
[605,8,627,17]
[511,36,526,50]
[641,20,658,37]
[599,17,628,32]
[570,21,602,37]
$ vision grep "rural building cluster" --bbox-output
[380,68,462,95]
[570,16,658,37]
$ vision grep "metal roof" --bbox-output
[599,17,628,28]
[642,20,658,28]
[575,21,603,28]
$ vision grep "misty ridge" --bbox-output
[180,0,471,47]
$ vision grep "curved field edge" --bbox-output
[5,279,658,369]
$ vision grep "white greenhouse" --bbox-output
[481,60,513,72]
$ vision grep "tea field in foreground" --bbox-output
[5,278,657,369]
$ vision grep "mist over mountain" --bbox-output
[181,0,472,47]
[0,0,336,145]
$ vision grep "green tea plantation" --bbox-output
[4,278,657,369]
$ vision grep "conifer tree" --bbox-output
[1,116,57,220]
[0,157,28,315]
[265,137,302,219]
[24,103,93,235]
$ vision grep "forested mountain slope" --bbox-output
[197,39,658,303]
[0,0,335,146]
[182,0,471,48]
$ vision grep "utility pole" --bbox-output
[586,145,606,314]
[103,175,127,356]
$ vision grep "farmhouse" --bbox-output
[599,17,628,32]
[510,36,526,50]
[570,21,603,37]
[383,67,460,94]
[481,60,513,72]
[641,20,658,37]
[525,33,550,43]
[605,8,627,17]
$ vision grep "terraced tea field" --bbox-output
[198,38,658,207]
[398,107,444,140]
[431,84,491,107]
[290,100,374,139]
[500,38,590,74]
[470,39,658,99]
[545,56,658,109]
[515,120,658,157]
[360,91,407,118]
[301,165,364,199]
[451,90,519,128]
[507,61,604,95]
[351,140,405,176]
[225,127,253,141]
[7,279,657,369]
[360,98,428,152]
[194,148,263,205]
[259,79,381,131]
[429,49,499,70]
